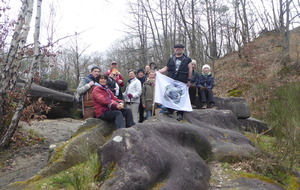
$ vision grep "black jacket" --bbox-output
[166,54,192,83]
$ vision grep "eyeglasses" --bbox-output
[112,74,119,77]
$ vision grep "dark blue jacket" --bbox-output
[197,74,214,89]
[166,54,192,83]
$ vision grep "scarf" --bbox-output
[202,72,211,77]
[100,84,111,99]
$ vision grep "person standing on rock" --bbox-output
[137,68,147,123]
[93,74,135,129]
[107,68,123,100]
[105,61,124,88]
[76,66,101,119]
[158,43,193,121]
[142,70,156,120]
[123,69,142,124]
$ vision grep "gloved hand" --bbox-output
[128,93,133,99]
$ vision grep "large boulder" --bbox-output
[30,83,75,102]
[185,109,257,162]
[214,97,251,119]
[239,117,273,135]
[97,110,258,190]
[98,122,212,190]
[29,83,77,118]
[36,118,114,178]
[39,80,69,92]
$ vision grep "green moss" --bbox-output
[151,181,166,189]
[244,132,276,151]
[227,89,243,97]
[24,153,100,190]
[239,172,300,189]
[8,175,42,190]
[97,161,117,182]
[240,172,279,184]
[48,142,67,165]
[285,175,300,190]
[71,124,97,138]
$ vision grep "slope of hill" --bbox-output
[213,27,300,120]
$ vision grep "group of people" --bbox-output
[75,43,215,129]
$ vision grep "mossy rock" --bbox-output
[227,89,243,97]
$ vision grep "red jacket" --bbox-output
[92,85,123,118]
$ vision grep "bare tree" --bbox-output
[0,0,42,149]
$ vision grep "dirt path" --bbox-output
[0,118,84,190]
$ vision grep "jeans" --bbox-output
[99,108,135,129]
[159,105,167,113]
[145,110,152,120]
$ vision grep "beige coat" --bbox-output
[142,79,156,111]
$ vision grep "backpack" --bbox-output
[83,87,94,108]
[82,77,95,119]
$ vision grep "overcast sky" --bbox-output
[9,0,128,53]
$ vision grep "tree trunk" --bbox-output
[0,0,42,149]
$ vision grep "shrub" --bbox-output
[265,83,300,182]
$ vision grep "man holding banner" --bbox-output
[157,44,193,121]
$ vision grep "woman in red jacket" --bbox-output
[92,74,135,129]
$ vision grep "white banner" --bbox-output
[154,72,192,112]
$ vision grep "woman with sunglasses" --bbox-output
[107,68,123,99]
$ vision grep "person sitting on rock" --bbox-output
[197,64,215,109]
[93,74,135,129]
[75,66,101,119]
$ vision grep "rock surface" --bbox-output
[96,110,257,190]
[3,97,281,190]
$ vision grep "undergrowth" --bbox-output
[242,83,300,189]
[28,153,100,190]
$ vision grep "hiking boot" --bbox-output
[177,114,183,121]
[202,103,207,109]
[209,102,216,109]
[207,103,212,108]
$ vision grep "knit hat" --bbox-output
[202,64,211,70]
